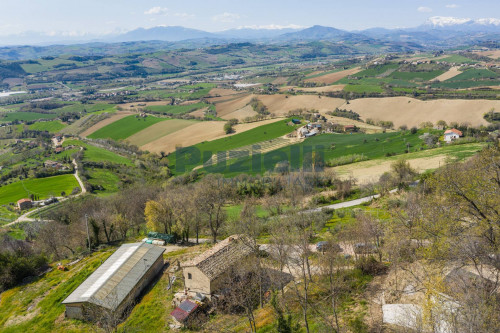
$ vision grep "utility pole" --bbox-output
[85,214,91,254]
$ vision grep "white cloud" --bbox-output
[238,24,304,30]
[212,12,240,23]
[144,7,169,15]
[476,18,500,26]
[418,6,433,13]
[445,4,460,8]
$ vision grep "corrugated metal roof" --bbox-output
[62,243,165,310]
[171,300,198,322]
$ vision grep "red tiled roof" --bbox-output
[17,198,32,204]
[444,128,463,136]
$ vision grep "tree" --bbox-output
[270,292,300,333]
[144,194,175,234]
[391,159,416,189]
[195,174,232,243]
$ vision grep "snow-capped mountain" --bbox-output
[422,16,500,32]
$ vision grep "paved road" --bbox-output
[305,188,398,213]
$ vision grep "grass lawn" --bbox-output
[28,121,66,133]
[88,115,166,141]
[0,112,58,123]
[0,174,79,205]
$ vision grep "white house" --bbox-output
[444,128,462,143]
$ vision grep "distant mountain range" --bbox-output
[0,16,498,52]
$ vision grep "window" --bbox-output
[188,273,192,279]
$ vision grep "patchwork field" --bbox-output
[281,85,346,93]
[216,94,346,118]
[80,111,134,137]
[341,97,499,127]
[143,118,285,154]
[0,174,80,205]
[87,115,166,141]
[304,67,361,84]
[126,119,198,146]
[433,66,462,81]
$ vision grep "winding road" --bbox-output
[3,149,86,227]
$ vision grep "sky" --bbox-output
[0,0,499,36]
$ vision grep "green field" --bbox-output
[350,63,399,78]
[440,55,477,64]
[0,174,80,205]
[88,115,166,141]
[86,169,121,195]
[145,102,211,115]
[28,120,66,132]
[169,119,298,172]
[63,140,133,165]
[0,112,58,122]
[200,130,440,176]
[446,68,499,82]
[343,84,384,93]
[389,70,444,81]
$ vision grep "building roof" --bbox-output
[181,235,253,281]
[444,128,463,136]
[17,198,32,204]
[62,243,165,310]
[170,300,198,322]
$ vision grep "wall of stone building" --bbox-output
[183,266,211,295]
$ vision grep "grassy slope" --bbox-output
[63,140,132,165]
[0,174,79,205]
[0,112,58,122]
[169,119,297,172]
[205,130,437,176]
[0,251,112,332]
[28,121,66,133]
[88,115,166,141]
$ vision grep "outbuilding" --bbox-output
[181,235,253,298]
[62,243,165,321]
[17,198,32,210]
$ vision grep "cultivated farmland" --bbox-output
[342,97,500,127]
[87,115,166,141]
[126,119,198,146]
[304,67,361,84]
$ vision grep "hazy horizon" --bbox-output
[0,0,499,38]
